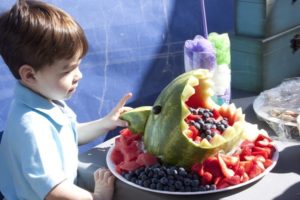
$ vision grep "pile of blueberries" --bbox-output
[121,163,216,192]
[188,107,229,141]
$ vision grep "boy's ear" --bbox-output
[19,64,37,84]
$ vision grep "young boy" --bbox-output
[0,1,132,199]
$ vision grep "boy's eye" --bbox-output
[62,70,72,75]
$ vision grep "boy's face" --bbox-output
[32,53,83,101]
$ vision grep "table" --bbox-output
[77,90,300,200]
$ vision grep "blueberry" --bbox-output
[124,173,132,180]
[178,167,187,177]
[163,186,169,191]
[210,184,217,190]
[183,178,191,186]
[185,186,192,192]
[206,135,212,141]
[150,183,156,189]
[151,177,159,184]
[200,132,206,139]
[175,180,183,189]
[160,177,168,185]
[137,180,143,186]
[147,170,154,178]
[168,175,175,180]
[194,123,201,130]
[171,169,178,176]
[189,107,197,114]
[167,179,175,187]
[199,185,206,191]
[140,174,148,181]
[158,170,166,177]
[169,185,176,191]
[191,179,199,187]
[211,124,217,129]
[131,177,137,183]
[156,183,163,190]
[143,180,151,188]
[205,184,211,190]
[203,113,210,118]
[205,129,212,135]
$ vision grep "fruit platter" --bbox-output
[106,69,278,194]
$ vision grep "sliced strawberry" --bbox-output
[202,171,213,185]
[240,140,255,148]
[224,175,241,185]
[264,159,273,168]
[248,163,263,179]
[212,108,221,120]
[240,147,253,161]
[256,160,266,171]
[186,114,201,121]
[194,136,201,143]
[252,146,272,159]
[217,179,230,189]
[240,172,249,183]
[189,126,199,140]
[255,134,273,148]
[220,154,240,168]
[239,160,253,174]
[214,176,223,185]
[203,157,223,177]
[218,153,235,178]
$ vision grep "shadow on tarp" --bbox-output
[269,144,300,200]
[272,144,300,175]
[272,181,300,200]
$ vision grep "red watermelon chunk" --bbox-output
[136,153,158,166]
[110,149,123,165]
[118,160,141,172]
[111,129,158,174]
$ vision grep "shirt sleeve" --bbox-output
[16,115,67,199]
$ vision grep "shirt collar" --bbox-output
[14,81,67,126]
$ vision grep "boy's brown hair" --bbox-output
[0,0,88,79]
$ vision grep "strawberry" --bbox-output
[240,172,249,183]
[248,163,263,179]
[218,153,235,178]
[239,160,254,174]
[217,179,230,189]
[203,157,223,177]
[224,175,241,185]
[202,171,213,185]
[263,159,273,168]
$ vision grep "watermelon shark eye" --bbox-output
[152,105,162,114]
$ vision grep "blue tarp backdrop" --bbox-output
[0,0,234,153]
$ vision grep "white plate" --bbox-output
[106,143,279,195]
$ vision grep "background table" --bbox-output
[77,90,300,200]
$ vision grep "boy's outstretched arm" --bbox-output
[77,93,132,145]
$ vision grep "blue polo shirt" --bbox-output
[0,82,79,200]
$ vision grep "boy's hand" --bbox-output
[103,93,132,131]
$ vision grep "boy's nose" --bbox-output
[74,68,83,81]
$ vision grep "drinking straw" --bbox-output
[200,0,208,39]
